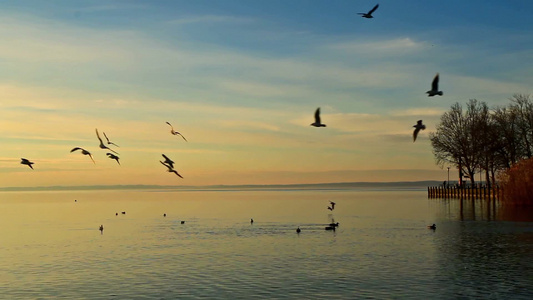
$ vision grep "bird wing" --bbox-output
[173,170,184,178]
[89,154,95,164]
[70,147,82,153]
[166,122,174,130]
[179,133,188,142]
[314,108,321,124]
[368,4,379,14]
[431,73,439,91]
[160,160,172,170]
[413,128,421,142]
[103,132,110,143]
[95,128,103,144]
[162,154,174,164]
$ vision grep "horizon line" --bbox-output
[0,180,447,192]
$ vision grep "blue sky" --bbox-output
[0,1,531,187]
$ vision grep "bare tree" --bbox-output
[508,94,533,159]
[430,100,491,186]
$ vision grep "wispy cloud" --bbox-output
[167,15,254,26]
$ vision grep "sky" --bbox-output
[0,0,531,187]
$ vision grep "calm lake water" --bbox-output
[1,188,532,299]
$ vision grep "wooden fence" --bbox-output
[428,185,501,200]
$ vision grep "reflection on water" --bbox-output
[433,198,533,222]
[0,190,531,299]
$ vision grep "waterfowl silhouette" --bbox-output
[329,201,336,210]
[181,221,185,224]
[163,213,166,217]
[106,153,120,165]
[325,226,336,231]
[296,227,301,234]
[427,224,436,230]
[103,132,119,147]
[160,161,183,178]
[99,225,104,232]
[426,73,443,97]
[413,120,426,142]
[251,218,254,224]
[70,147,95,164]
[358,3,379,18]
[311,108,326,127]
[20,158,34,169]
[166,122,188,142]
[96,128,119,154]
[161,154,174,169]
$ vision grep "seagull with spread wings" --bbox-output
[413,120,426,142]
[106,153,120,165]
[103,132,119,147]
[358,4,379,18]
[426,73,443,97]
[20,158,34,169]
[166,122,188,142]
[310,107,326,127]
[70,147,95,164]
[96,128,119,154]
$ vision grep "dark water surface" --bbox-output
[1,189,531,299]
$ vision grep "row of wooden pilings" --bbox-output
[428,185,501,200]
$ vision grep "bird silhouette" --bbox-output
[358,3,379,18]
[166,122,188,142]
[160,161,183,178]
[327,206,333,211]
[20,158,34,169]
[106,153,120,165]
[70,147,95,164]
[296,227,301,234]
[103,132,119,147]
[413,120,426,142]
[426,73,443,96]
[329,201,336,210]
[427,224,436,230]
[311,107,326,127]
[161,154,174,169]
[96,129,119,154]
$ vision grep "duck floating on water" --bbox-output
[427,224,436,230]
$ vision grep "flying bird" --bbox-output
[358,3,379,18]
[70,147,95,164]
[161,154,174,169]
[160,161,183,178]
[329,201,336,210]
[166,122,188,142]
[310,107,326,127]
[103,132,119,147]
[96,128,119,154]
[106,153,120,165]
[20,158,34,169]
[413,120,426,142]
[426,73,443,97]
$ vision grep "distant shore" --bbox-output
[0,181,442,192]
